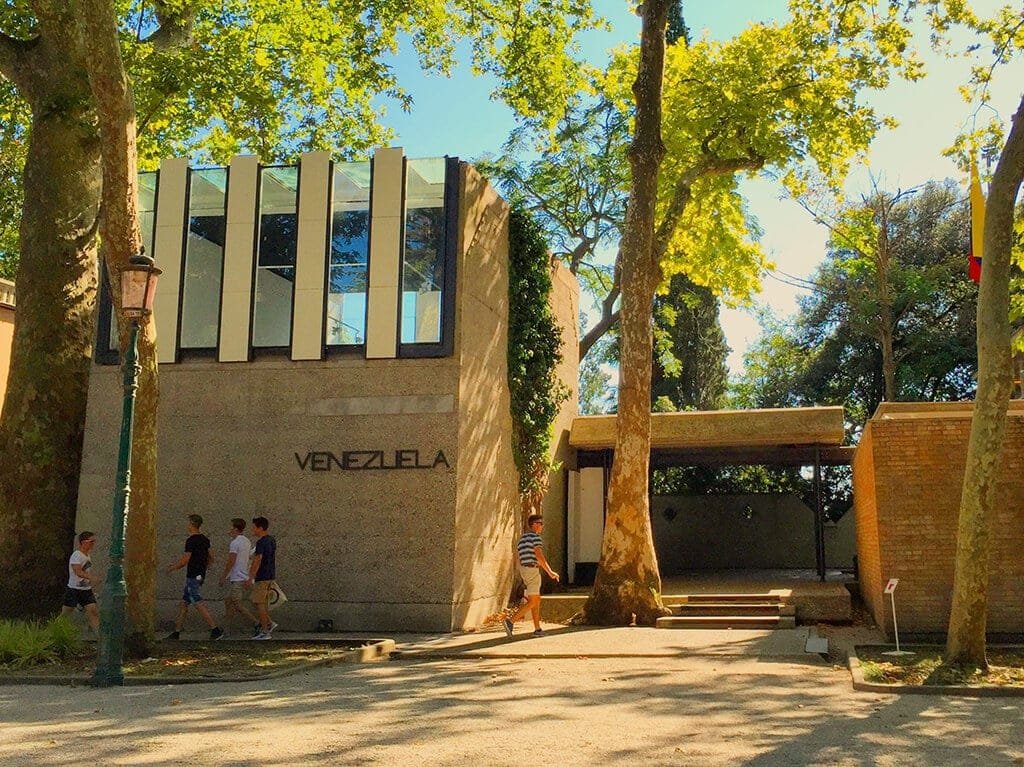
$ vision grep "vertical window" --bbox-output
[327,162,371,346]
[401,158,447,345]
[109,172,159,351]
[180,168,227,349]
[253,166,298,348]
[139,172,158,259]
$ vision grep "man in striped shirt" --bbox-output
[504,514,560,637]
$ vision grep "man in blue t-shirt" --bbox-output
[165,514,223,640]
[503,514,559,638]
[246,516,278,639]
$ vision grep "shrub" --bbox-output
[0,616,82,668]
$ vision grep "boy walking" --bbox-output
[60,531,100,633]
[246,516,278,639]
[504,514,559,637]
[219,517,258,635]
[165,514,223,640]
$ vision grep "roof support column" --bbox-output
[813,445,825,581]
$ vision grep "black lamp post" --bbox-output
[93,253,161,687]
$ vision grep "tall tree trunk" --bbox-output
[945,94,1024,668]
[0,27,101,617]
[583,0,671,626]
[77,0,158,654]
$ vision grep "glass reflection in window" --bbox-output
[328,162,370,345]
[253,166,298,348]
[401,158,447,345]
[180,168,227,349]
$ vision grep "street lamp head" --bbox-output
[120,250,161,318]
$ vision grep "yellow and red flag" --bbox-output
[968,157,985,283]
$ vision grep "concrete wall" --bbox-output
[76,161,521,633]
[0,278,13,414]
[854,402,1024,635]
[651,494,831,571]
[451,165,519,629]
[541,260,580,577]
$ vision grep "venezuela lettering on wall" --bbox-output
[295,450,451,472]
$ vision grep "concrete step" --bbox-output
[671,593,784,604]
[655,614,797,630]
[672,603,796,617]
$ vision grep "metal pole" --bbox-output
[93,320,141,687]
[813,446,824,581]
[890,592,901,653]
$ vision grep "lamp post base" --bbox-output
[93,582,127,687]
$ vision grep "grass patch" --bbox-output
[0,641,369,681]
[857,646,1024,687]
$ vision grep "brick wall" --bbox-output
[854,402,1024,636]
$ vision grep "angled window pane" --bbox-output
[327,161,370,346]
[180,168,227,349]
[253,166,298,348]
[401,158,446,345]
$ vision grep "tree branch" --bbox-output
[580,308,619,360]
[0,32,34,92]
[141,0,197,51]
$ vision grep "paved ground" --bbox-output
[2,625,1022,766]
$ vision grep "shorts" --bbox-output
[520,566,542,597]
[251,580,272,606]
[62,587,96,608]
[181,576,205,605]
[224,581,248,602]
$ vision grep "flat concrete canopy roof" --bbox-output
[571,407,852,467]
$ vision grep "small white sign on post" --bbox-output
[882,577,914,656]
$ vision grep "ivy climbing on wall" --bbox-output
[507,205,570,518]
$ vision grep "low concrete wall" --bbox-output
[652,493,854,572]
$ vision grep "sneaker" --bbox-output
[210,627,224,641]
[532,629,545,637]
[254,631,272,640]
[502,618,514,637]
[267,621,279,635]
[252,623,262,638]
[165,631,180,640]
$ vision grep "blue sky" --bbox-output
[376,1,1023,374]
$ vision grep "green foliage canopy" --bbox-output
[0,0,604,270]
[735,180,979,431]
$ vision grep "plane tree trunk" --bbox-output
[0,12,101,616]
[583,0,672,626]
[77,0,159,654]
[944,94,1024,668]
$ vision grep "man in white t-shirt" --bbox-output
[60,531,99,632]
[219,517,258,635]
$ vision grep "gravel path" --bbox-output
[2,654,1022,766]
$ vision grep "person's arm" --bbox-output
[246,553,262,585]
[165,552,190,574]
[70,561,92,585]
[534,546,560,582]
[220,551,237,584]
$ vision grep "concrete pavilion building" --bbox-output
[75,148,579,632]
[70,148,1023,640]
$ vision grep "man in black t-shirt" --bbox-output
[246,516,278,639]
[165,514,224,641]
